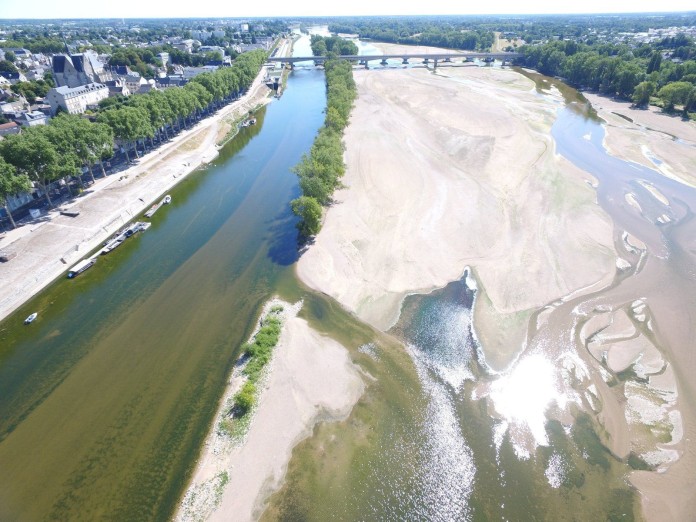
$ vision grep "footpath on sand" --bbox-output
[0,53,279,324]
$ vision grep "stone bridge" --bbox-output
[266,52,522,69]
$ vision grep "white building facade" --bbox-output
[46,83,108,115]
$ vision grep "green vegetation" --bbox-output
[310,35,358,56]
[219,308,283,433]
[520,36,696,116]
[0,50,266,222]
[290,54,357,239]
[0,156,31,229]
[95,49,266,161]
[328,18,494,51]
[10,77,54,104]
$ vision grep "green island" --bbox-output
[290,35,357,237]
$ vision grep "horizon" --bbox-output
[1,0,695,21]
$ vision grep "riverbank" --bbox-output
[582,92,696,187]
[176,298,364,521]
[297,60,617,370]
[0,45,287,324]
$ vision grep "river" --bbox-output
[1,33,693,521]
[0,47,327,520]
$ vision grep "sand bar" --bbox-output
[176,299,364,521]
[297,57,617,369]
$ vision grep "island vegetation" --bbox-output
[219,306,283,436]
[291,36,357,238]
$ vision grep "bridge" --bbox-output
[266,52,522,69]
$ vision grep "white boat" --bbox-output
[68,257,97,278]
[24,312,37,324]
[144,195,172,218]
[101,232,127,254]
[101,222,151,254]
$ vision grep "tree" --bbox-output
[657,81,694,111]
[49,114,114,182]
[97,106,152,162]
[632,81,656,107]
[0,156,31,229]
[0,60,18,74]
[291,196,323,237]
[647,51,662,74]
[0,127,69,208]
[5,51,16,63]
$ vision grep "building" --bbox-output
[158,52,170,68]
[155,75,188,89]
[181,65,219,80]
[0,71,28,85]
[46,83,108,115]
[0,121,20,136]
[52,51,112,88]
[104,78,131,97]
[16,111,48,127]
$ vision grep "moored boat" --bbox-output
[144,195,172,218]
[24,312,37,324]
[68,257,97,278]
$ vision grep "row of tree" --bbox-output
[0,50,268,228]
[520,39,696,114]
[310,35,358,56]
[95,49,267,163]
[0,114,114,227]
[291,57,357,237]
[327,19,494,51]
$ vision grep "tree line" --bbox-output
[0,50,267,228]
[520,37,696,115]
[328,18,494,51]
[310,35,358,56]
[291,54,357,238]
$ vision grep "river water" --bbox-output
[1,34,692,521]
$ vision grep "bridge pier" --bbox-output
[433,59,438,70]
[402,58,409,65]
[381,59,388,66]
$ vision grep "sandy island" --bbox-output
[176,299,364,522]
[0,40,290,323]
[298,48,617,370]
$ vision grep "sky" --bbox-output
[0,0,694,19]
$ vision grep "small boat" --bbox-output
[68,257,97,278]
[144,195,172,218]
[68,258,97,278]
[101,232,127,254]
[24,312,37,324]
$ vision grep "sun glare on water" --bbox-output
[490,353,569,449]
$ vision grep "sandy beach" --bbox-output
[0,44,285,324]
[176,299,364,522]
[297,57,617,370]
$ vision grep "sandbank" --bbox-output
[0,41,289,324]
[176,299,364,521]
[583,93,696,187]
[296,60,617,370]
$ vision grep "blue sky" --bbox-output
[0,0,694,19]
